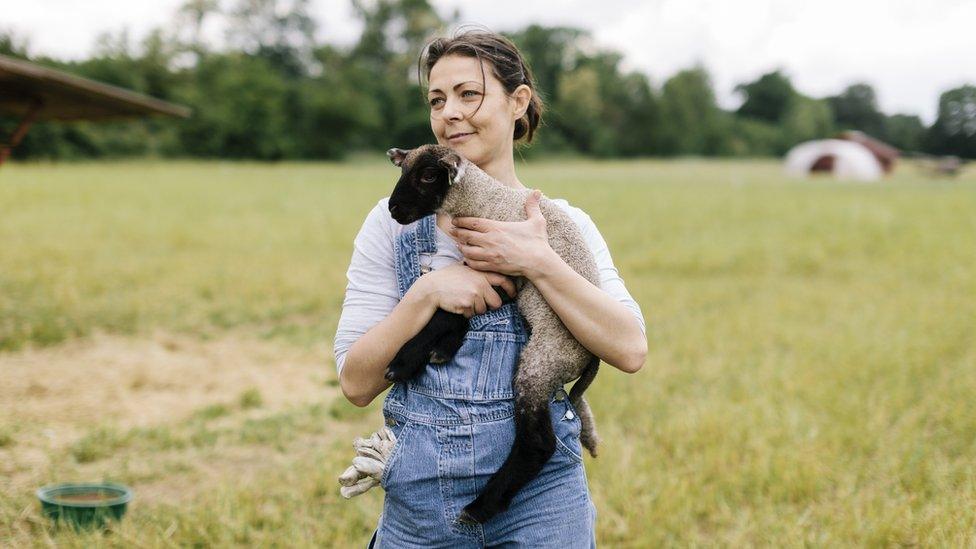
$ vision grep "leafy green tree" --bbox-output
[554,66,605,154]
[782,96,834,148]
[735,70,796,123]
[0,29,30,59]
[926,85,976,158]
[659,66,728,155]
[177,54,292,159]
[176,0,220,59]
[227,0,317,78]
[506,25,588,107]
[828,83,886,138]
[884,114,925,152]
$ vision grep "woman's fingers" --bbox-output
[473,294,487,316]
[463,259,493,272]
[484,273,517,298]
[484,285,503,309]
[458,242,492,262]
[451,227,488,246]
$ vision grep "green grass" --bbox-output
[1,157,975,545]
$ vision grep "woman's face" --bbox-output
[427,54,527,167]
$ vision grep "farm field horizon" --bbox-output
[1,157,975,546]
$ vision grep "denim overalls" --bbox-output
[368,213,597,548]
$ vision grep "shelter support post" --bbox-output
[0,99,43,166]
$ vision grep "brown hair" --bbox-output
[418,27,544,144]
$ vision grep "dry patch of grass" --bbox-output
[0,331,338,501]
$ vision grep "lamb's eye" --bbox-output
[420,173,437,184]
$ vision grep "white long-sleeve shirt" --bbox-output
[333,197,645,375]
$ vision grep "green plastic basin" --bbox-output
[36,482,133,529]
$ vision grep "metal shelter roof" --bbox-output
[0,54,191,120]
[0,54,190,165]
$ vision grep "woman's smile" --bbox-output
[448,131,476,144]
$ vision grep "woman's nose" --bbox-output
[441,97,464,121]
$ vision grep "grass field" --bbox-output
[1,157,974,546]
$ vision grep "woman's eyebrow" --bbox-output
[428,81,482,95]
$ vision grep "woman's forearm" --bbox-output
[527,249,647,373]
[339,282,437,407]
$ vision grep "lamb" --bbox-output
[384,143,602,524]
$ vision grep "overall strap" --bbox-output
[393,213,438,298]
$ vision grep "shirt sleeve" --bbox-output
[333,198,400,376]
[564,203,646,336]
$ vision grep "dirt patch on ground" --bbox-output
[0,332,340,500]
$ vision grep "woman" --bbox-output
[334,29,647,548]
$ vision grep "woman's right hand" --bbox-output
[413,263,517,318]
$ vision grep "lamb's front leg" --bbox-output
[385,310,468,382]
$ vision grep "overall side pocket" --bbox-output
[551,391,583,464]
[380,415,410,490]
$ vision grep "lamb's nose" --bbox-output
[389,204,400,216]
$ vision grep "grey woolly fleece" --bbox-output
[438,156,602,456]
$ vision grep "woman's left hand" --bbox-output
[450,189,554,279]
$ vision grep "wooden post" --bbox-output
[0,99,43,166]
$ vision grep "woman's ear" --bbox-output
[511,84,532,119]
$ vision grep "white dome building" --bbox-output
[783,139,885,182]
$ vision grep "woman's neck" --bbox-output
[478,153,525,190]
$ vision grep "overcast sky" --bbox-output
[5,0,974,123]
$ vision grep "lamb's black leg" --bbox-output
[428,314,468,364]
[457,397,555,524]
[429,283,511,364]
[385,310,468,382]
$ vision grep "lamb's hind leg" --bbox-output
[569,357,601,457]
[457,343,561,525]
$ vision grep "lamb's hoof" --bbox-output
[384,359,413,382]
[455,508,483,525]
[428,350,449,364]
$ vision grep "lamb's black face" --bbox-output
[387,145,460,225]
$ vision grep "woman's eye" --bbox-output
[462,90,479,98]
[429,97,444,107]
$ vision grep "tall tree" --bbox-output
[176,0,221,60]
[659,66,727,155]
[927,85,976,158]
[735,70,796,123]
[226,0,317,77]
[506,25,588,106]
[828,83,886,138]
[884,114,925,152]
[0,29,30,59]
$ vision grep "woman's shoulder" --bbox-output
[360,196,398,234]
[548,197,597,234]
[358,196,435,243]
[352,197,399,249]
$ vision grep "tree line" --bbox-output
[2,0,974,161]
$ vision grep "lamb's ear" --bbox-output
[439,152,466,185]
[387,148,409,167]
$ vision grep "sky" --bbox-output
[4,0,975,123]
